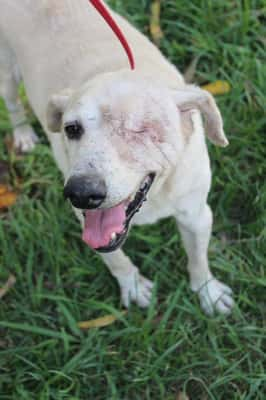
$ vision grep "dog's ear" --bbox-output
[174,85,228,147]
[46,89,73,132]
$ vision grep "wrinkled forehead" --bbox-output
[82,83,169,125]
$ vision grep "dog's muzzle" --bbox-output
[82,173,155,252]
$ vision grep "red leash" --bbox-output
[89,0,135,70]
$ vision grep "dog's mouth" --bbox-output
[82,173,155,253]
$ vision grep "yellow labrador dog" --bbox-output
[0,0,234,314]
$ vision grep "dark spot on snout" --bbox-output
[64,175,107,209]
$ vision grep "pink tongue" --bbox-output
[82,202,126,249]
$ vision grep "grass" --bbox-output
[0,0,265,399]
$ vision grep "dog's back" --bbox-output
[0,1,183,118]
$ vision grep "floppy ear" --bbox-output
[46,89,73,132]
[174,85,228,147]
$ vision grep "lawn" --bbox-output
[0,0,265,399]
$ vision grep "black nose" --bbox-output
[64,175,107,209]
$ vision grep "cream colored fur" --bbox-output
[0,0,233,315]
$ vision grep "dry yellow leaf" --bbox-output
[0,185,8,196]
[201,80,231,95]
[78,312,126,330]
[0,190,17,208]
[0,275,16,299]
[150,0,164,45]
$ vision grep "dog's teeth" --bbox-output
[111,232,117,240]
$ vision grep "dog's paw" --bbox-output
[197,278,234,316]
[118,269,153,308]
[14,125,39,153]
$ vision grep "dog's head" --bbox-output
[47,71,227,252]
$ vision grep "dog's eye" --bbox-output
[64,121,84,140]
[132,129,147,134]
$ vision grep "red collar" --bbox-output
[89,0,135,70]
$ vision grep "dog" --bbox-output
[0,0,234,315]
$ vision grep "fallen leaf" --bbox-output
[0,275,16,299]
[0,189,17,209]
[150,0,164,45]
[0,185,8,196]
[78,311,126,330]
[176,392,189,400]
[201,80,231,95]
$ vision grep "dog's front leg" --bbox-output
[175,197,234,315]
[0,35,38,152]
[101,250,153,308]
[1,72,38,153]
